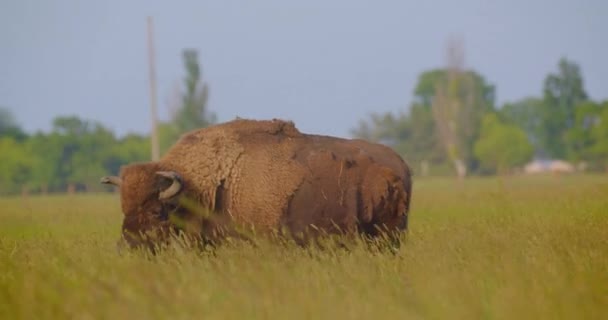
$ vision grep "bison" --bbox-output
[101,119,412,251]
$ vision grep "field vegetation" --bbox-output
[1,175,607,319]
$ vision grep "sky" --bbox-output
[1,0,607,138]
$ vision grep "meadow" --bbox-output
[0,175,606,319]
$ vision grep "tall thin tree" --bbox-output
[173,49,215,132]
[431,36,479,178]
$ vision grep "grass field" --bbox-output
[1,175,607,319]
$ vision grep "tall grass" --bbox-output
[0,175,607,319]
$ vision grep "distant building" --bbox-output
[524,159,575,174]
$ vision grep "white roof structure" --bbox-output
[524,159,575,174]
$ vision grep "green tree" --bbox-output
[414,70,495,108]
[474,113,533,173]
[43,116,118,192]
[103,133,150,177]
[408,66,496,173]
[174,49,216,131]
[158,121,182,155]
[589,105,608,170]
[24,133,63,193]
[69,124,116,192]
[500,97,544,152]
[0,113,164,195]
[540,58,588,158]
[351,66,494,176]
[401,104,445,165]
[562,100,608,170]
[51,116,90,191]
[160,49,216,153]
[430,67,495,176]
[0,107,27,141]
[351,112,409,148]
[563,101,602,162]
[0,137,35,194]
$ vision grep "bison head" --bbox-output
[100,163,186,251]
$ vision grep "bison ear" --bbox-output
[155,171,184,200]
[100,176,122,187]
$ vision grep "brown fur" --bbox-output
[109,118,413,249]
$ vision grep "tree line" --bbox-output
[352,45,608,177]
[1,49,607,195]
[0,50,215,195]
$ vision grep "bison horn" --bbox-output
[100,176,122,187]
[156,171,183,200]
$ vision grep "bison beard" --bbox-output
[101,118,413,252]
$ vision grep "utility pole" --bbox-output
[147,16,160,161]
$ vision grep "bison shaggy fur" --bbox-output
[102,119,413,250]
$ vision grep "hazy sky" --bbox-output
[1,0,606,138]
